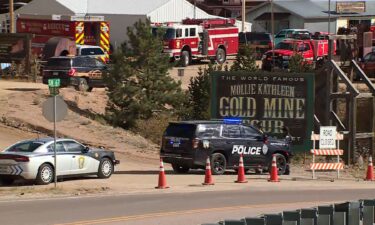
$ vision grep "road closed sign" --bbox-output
[319,126,337,149]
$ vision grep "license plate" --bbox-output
[0,165,9,174]
[172,143,180,148]
[53,72,58,76]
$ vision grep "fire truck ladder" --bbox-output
[317,59,375,165]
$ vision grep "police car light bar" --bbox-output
[223,118,242,124]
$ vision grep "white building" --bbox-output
[246,0,375,34]
[15,0,251,47]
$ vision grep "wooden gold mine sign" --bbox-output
[210,71,315,152]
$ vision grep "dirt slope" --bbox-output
[0,80,158,160]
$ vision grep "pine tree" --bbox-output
[230,45,258,71]
[180,64,224,120]
[288,53,313,73]
[104,19,184,128]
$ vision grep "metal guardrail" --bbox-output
[202,199,375,225]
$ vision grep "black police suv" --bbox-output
[160,120,292,175]
[42,56,108,92]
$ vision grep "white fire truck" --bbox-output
[152,18,239,66]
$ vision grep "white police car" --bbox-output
[0,138,119,185]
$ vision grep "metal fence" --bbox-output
[202,199,375,225]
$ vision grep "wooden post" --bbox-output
[312,131,316,179]
[348,96,357,165]
[337,134,340,179]
[9,0,14,33]
[241,0,246,32]
[25,35,32,76]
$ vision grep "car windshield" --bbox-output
[80,48,104,56]
[276,42,296,50]
[152,27,176,40]
[165,124,196,138]
[4,141,43,152]
[46,58,71,67]
[248,33,270,41]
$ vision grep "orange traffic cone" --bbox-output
[235,154,248,183]
[155,158,169,189]
[365,156,374,181]
[268,154,280,182]
[202,156,214,185]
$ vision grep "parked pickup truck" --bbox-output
[261,38,336,71]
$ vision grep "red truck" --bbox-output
[16,14,110,60]
[370,25,375,45]
[152,18,239,66]
[261,38,335,71]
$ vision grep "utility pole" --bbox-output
[328,0,331,34]
[271,0,275,70]
[194,0,196,19]
[242,0,245,32]
[9,0,14,33]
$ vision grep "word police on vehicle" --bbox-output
[160,119,292,175]
[232,145,268,155]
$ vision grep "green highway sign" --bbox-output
[48,79,60,88]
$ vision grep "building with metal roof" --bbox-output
[246,0,375,34]
[13,0,249,47]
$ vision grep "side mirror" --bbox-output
[82,146,90,153]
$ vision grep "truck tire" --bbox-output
[181,50,190,67]
[211,153,226,175]
[215,48,226,64]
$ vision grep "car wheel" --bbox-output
[181,50,190,67]
[98,158,113,179]
[215,48,226,64]
[35,163,54,185]
[211,153,226,175]
[171,163,190,174]
[269,153,287,175]
[0,178,14,186]
[76,78,90,92]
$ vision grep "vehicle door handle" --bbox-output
[72,156,76,158]
[226,141,232,144]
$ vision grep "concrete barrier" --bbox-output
[282,211,300,225]
[361,199,375,225]
[202,199,374,225]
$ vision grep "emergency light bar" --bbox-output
[223,118,242,124]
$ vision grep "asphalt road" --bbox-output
[0,188,374,225]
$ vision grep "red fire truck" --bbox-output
[152,18,239,66]
[16,14,110,60]
[261,38,336,71]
